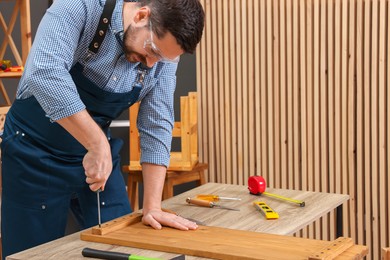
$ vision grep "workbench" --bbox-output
[7,183,365,260]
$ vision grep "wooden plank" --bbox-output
[19,0,31,64]
[81,218,366,260]
[280,0,288,189]
[334,0,342,210]
[362,0,373,253]
[292,0,300,191]
[299,0,307,239]
[91,214,143,236]
[254,0,261,177]
[273,0,281,189]
[233,0,245,184]
[306,0,315,239]
[387,0,390,247]
[180,97,191,163]
[313,0,321,239]
[188,93,198,165]
[260,0,268,184]
[347,0,356,242]
[208,1,219,184]
[222,0,232,184]
[216,0,229,183]
[229,0,237,185]
[327,0,336,240]
[239,0,246,185]
[209,0,219,183]
[285,0,293,189]
[370,0,379,257]
[319,0,329,241]
[340,0,349,238]
[247,0,255,183]
[378,0,387,251]
[267,0,275,187]
[355,0,364,246]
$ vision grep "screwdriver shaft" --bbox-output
[97,191,101,228]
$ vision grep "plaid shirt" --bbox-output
[16,0,177,167]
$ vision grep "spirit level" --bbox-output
[253,201,279,220]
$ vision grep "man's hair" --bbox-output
[138,0,205,54]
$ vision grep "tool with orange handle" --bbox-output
[186,197,240,211]
[195,194,241,202]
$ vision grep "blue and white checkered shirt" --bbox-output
[16,0,177,167]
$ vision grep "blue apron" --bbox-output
[0,0,148,258]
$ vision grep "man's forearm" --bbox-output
[56,109,108,151]
[142,163,167,212]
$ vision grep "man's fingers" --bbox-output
[142,214,162,230]
[142,211,198,231]
[86,179,105,192]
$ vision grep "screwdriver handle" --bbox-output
[196,195,219,202]
[186,197,214,208]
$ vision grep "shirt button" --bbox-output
[112,76,117,81]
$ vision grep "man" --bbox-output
[1,0,204,258]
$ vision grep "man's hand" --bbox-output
[142,209,198,230]
[141,163,198,230]
[83,144,112,191]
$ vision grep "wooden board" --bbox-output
[80,213,368,260]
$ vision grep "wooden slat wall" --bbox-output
[196,0,389,259]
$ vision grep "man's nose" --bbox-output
[144,56,160,68]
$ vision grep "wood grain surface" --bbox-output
[81,219,367,260]
[160,183,349,235]
[7,183,358,260]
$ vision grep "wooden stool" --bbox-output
[126,163,208,211]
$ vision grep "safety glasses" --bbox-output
[143,21,180,63]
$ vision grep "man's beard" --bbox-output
[122,24,148,65]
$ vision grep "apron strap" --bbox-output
[88,0,117,54]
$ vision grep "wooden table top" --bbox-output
[7,183,350,260]
[161,183,349,235]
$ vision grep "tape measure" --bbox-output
[248,176,305,207]
[253,201,279,220]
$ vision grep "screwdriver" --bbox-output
[186,197,240,211]
[195,194,241,202]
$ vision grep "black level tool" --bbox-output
[82,248,185,260]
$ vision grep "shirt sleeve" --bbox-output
[17,0,100,121]
[137,62,178,167]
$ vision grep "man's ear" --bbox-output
[133,6,151,27]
